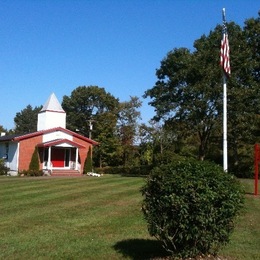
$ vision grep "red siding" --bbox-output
[73,136,92,173]
[18,135,42,171]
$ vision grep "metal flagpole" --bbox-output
[223,72,228,171]
[221,8,230,172]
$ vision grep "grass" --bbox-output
[0,175,259,260]
[220,179,260,260]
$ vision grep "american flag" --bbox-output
[220,25,231,76]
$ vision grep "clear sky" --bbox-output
[0,0,259,130]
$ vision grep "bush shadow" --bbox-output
[113,238,170,260]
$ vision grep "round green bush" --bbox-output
[0,159,9,175]
[141,160,244,259]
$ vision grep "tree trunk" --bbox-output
[199,144,205,161]
[198,129,211,161]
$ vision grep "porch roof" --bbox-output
[37,138,85,148]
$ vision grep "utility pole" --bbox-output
[88,119,94,139]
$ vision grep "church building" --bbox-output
[0,93,98,176]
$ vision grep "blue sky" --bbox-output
[0,0,259,130]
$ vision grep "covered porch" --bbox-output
[38,139,85,175]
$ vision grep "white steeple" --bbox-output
[37,93,66,131]
[40,93,65,113]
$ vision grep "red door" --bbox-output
[51,148,65,167]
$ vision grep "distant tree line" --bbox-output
[1,11,259,177]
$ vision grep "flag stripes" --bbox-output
[220,31,231,76]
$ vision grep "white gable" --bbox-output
[42,131,72,143]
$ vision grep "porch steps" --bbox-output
[51,170,82,177]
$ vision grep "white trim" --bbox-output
[75,147,79,171]
[48,146,52,170]
[16,142,20,171]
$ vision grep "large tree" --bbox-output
[62,86,120,134]
[117,96,142,166]
[62,86,120,167]
[223,16,260,173]
[144,13,260,173]
[144,31,222,161]
[14,105,42,134]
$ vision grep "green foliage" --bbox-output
[141,160,244,259]
[14,105,42,134]
[0,125,7,134]
[19,169,43,176]
[84,147,92,173]
[62,85,120,134]
[138,121,188,166]
[0,158,9,175]
[29,147,40,171]
[144,12,260,173]
[96,165,153,176]
[153,149,186,165]
[62,86,121,167]
[92,111,121,167]
[117,96,142,166]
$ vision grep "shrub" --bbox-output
[141,160,244,259]
[29,147,40,171]
[84,147,92,173]
[0,159,9,175]
[95,165,153,176]
[19,169,43,177]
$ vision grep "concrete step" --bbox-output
[51,170,82,176]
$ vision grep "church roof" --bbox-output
[0,127,99,145]
[40,93,65,113]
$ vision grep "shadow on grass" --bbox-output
[113,238,170,260]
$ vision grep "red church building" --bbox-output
[0,93,98,176]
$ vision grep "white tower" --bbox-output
[37,93,66,131]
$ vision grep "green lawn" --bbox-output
[220,179,260,260]
[0,175,259,259]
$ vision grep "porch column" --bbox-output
[48,146,52,170]
[75,147,79,171]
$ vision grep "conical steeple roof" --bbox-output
[37,93,66,131]
[40,93,65,113]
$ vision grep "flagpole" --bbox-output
[223,73,228,171]
[222,8,228,172]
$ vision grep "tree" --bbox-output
[84,147,92,173]
[14,105,42,134]
[29,147,40,171]
[144,13,260,174]
[144,40,221,161]
[62,86,120,133]
[0,159,9,175]
[0,125,5,133]
[0,125,14,135]
[244,11,260,82]
[224,15,260,174]
[138,121,187,165]
[93,111,121,167]
[62,86,120,167]
[117,96,142,166]
[0,125,9,135]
